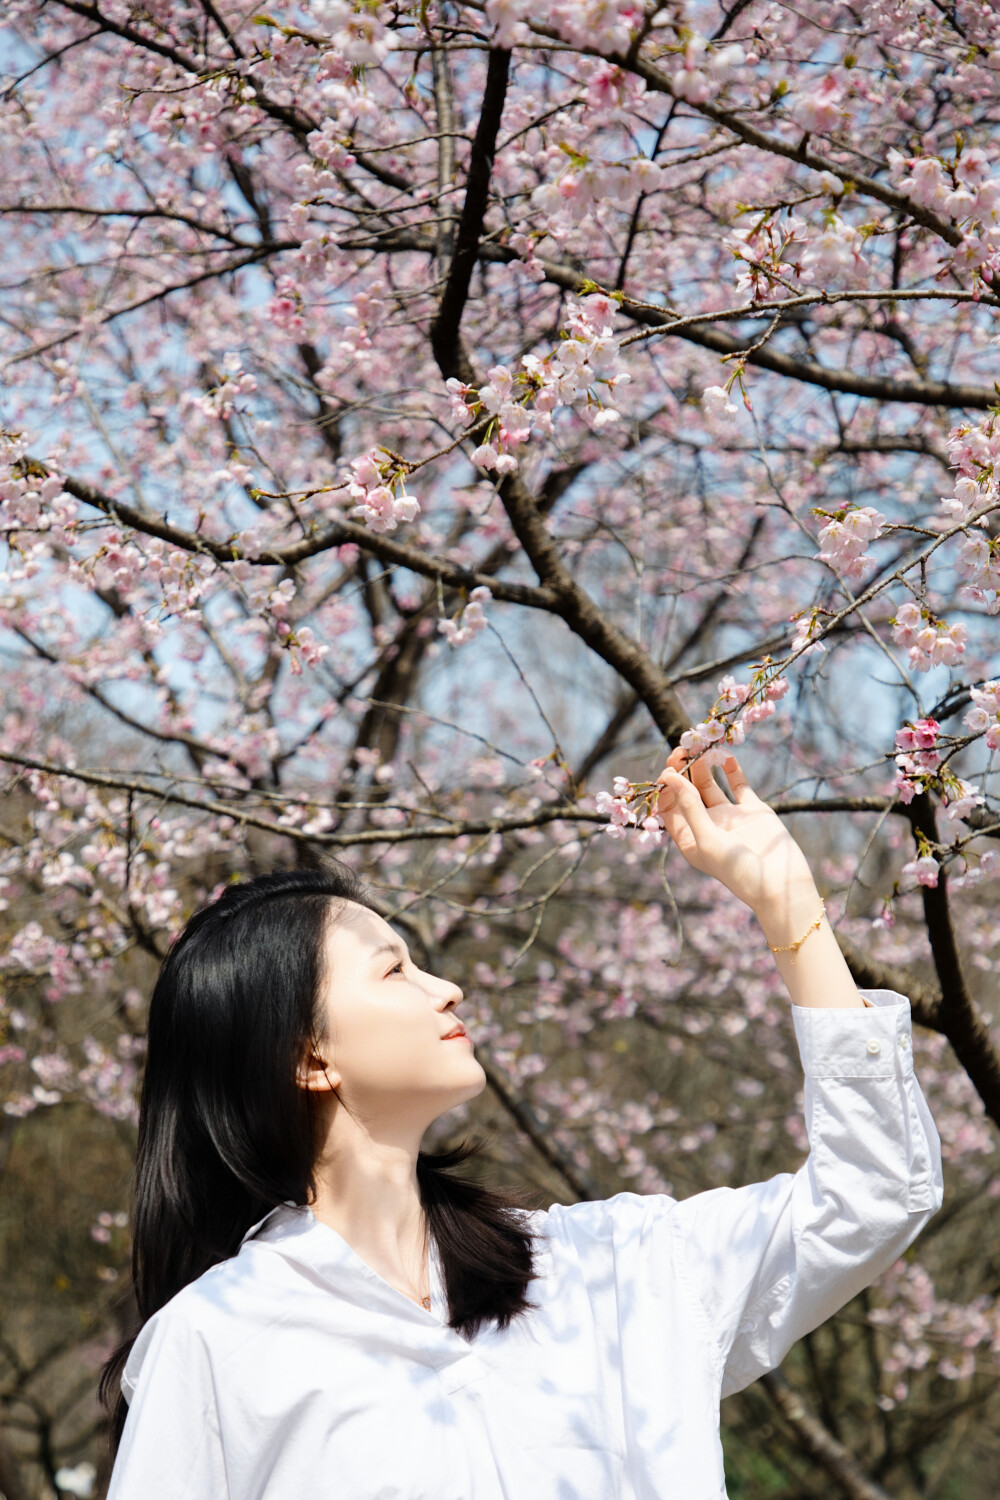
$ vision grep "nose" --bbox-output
[435,976,464,1011]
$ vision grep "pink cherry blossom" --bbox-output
[901,854,941,889]
[702,385,739,423]
[439,586,491,647]
[895,719,940,752]
[790,73,844,134]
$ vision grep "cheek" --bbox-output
[337,1005,434,1089]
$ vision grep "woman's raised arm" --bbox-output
[650,748,942,1394]
[655,749,865,1009]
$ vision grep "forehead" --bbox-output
[325,901,401,958]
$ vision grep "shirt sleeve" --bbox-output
[671,986,944,1397]
[107,1304,229,1499]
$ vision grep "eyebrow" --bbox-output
[369,941,408,965]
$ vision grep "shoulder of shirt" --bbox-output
[149,1233,297,1328]
[122,1238,295,1401]
[533,1189,678,1241]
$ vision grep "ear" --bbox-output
[296,1045,340,1094]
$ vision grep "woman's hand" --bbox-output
[655,748,818,918]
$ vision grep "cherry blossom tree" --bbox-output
[1,1,999,1494]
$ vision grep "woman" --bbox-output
[103,749,942,1499]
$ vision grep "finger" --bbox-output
[661,745,689,777]
[720,753,759,804]
[654,774,695,855]
[683,751,728,807]
[655,767,719,851]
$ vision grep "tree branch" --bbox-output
[524,21,963,251]
[430,46,511,385]
[497,472,698,739]
[358,229,999,409]
[908,792,1000,1127]
[0,746,604,847]
[476,1051,598,1202]
[835,932,941,1031]
[0,1432,32,1500]
[49,469,559,611]
[760,1368,893,1500]
[6,247,288,366]
[50,1,413,190]
[431,43,459,274]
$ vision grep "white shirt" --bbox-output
[110,987,943,1500]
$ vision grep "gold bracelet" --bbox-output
[766,898,826,954]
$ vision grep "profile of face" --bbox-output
[298,901,487,1133]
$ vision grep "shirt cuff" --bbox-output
[791,987,914,1079]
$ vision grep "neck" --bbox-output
[308,1105,429,1298]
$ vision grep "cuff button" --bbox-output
[899,1033,910,1049]
[866,1038,882,1056]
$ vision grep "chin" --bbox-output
[454,1061,488,1102]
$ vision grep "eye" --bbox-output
[386,960,405,977]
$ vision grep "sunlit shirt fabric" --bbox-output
[109,988,943,1500]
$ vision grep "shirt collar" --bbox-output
[240,1202,447,1321]
[238,1202,296,1248]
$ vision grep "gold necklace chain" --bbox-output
[386,1224,431,1309]
[386,1280,431,1309]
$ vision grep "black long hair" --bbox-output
[100,865,540,1453]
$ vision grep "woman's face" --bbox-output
[304,901,486,1128]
